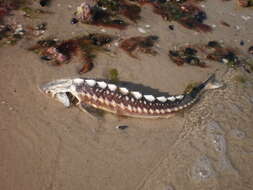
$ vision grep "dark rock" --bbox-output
[116,125,128,130]
[71,18,79,24]
[168,25,174,30]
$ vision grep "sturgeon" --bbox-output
[40,74,223,119]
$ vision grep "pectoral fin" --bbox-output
[55,92,70,107]
[78,103,105,120]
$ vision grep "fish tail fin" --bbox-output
[189,74,223,98]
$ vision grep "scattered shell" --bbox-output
[137,27,147,34]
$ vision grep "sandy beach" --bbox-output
[1,0,253,190]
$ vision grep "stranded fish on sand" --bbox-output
[40,74,223,119]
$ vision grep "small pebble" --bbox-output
[116,125,128,130]
[235,25,240,30]
[137,27,147,34]
[40,0,49,7]
[36,23,47,30]
[145,24,151,28]
[71,18,79,24]
[248,46,253,54]
[168,25,174,30]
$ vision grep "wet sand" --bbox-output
[1,0,253,190]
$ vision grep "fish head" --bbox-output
[39,79,80,107]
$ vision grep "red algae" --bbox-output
[74,0,141,30]
[29,33,114,73]
[120,35,159,58]
[132,0,212,32]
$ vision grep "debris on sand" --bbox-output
[133,0,212,32]
[237,0,253,7]
[120,35,159,58]
[116,125,128,130]
[74,0,141,30]
[169,41,252,70]
[107,68,119,82]
[248,46,253,54]
[169,47,206,67]
[29,33,114,73]
[205,41,241,67]
[0,24,25,46]
[39,0,51,7]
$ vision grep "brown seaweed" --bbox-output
[237,0,253,7]
[169,47,206,67]
[120,35,158,58]
[132,0,211,32]
[29,33,114,73]
[169,41,248,69]
[75,0,141,30]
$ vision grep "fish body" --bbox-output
[40,74,223,119]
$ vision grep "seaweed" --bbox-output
[120,35,158,58]
[74,0,141,30]
[205,42,241,67]
[169,47,206,67]
[132,0,211,32]
[29,33,114,73]
[169,41,251,71]
[0,24,25,46]
[248,46,253,55]
[237,0,253,7]
[108,68,119,82]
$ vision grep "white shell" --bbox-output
[108,84,117,91]
[73,78,84,84]
[166,108,171,113]
[119,87,129,95]
[176,95,184,100]
[167,96,176,101]
[85,79,96,87]
[97,81,107,89]
[144,95,155,102]
[143,108,148,113]
[156,96,167,102]
[131,91,142,99]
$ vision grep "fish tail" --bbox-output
[189,74,223,98]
